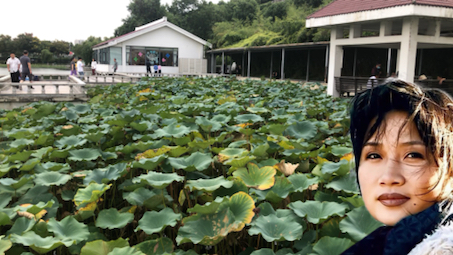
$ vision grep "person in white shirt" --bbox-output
[77,57,84,78]
[91,59,97,75]
[6,53,21,83]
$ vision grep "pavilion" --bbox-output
[306,0,453,96]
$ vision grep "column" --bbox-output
[398,17,419,83]
[270,52,273,79]
[306,50,311,82]
[327,27,343,97]
[221,52,225,74]
[211,53,215,74]
[247,50,251,78]
[281,48,285,80]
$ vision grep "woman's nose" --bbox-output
[378,159,405,186]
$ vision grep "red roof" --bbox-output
[308,0,453,19]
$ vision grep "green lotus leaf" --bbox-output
[0,212,12,226]
[284,121,317,140]
[80,238,129,255]
[234,114,264,123]
[19,158,40,171]
[339,196,365,209]
[83,163,127,185]
[168,152,212,172]
[288,201,349,224]
[47,216,89,243]
[95,208,134,230]
[185,176,234,192]
[312,237,354,255]
[250,249,275,255]
[321,160,350,176]
[7,150,32,163]
[248,214,303,242]
[84,132,104,143]
[10,138,34,149]
[228,140,248,148]
[166,146,190,157]
[61,110,79,121]
[0,175,32,190]
[135,237,174,255]
[68,104,91,114]
[288,174,319,192]
[224,155,256,168]
[221,191,255,231]
[172,249,198,255]
[0,163,19,177]
[232,163,276,190]
[10,231,72,254]
[36,162,70,173]
[54,136,88,149]
[218,148,248,160]
[188,197,229,214]
[74,183,110,208]
[0,236,12,254]
[133,171,184,189]
[108,247,145,255]
[246,107,269,114]
[15,200,54,216]
[211,114,231,124]
[339,206,384,242]
[213,177,248,198]
[153,123,191,138]
[34,172,72,186]
[123,187,158,206]
[136,207,181,234]
[6,217,36,236]
[132,155,167,171]
[331,146,353,157]
[33,103,57,119]
[49,149,69,159]
[195,117,222,132]
[251,143,269,157]
[68,148,102,161]
[252,176,294,203]
[177,207,238,246]
[131,121,156,132]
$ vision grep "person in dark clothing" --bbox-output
[370,63,382,78]
[343,80,453,254]
[20,50,33,83]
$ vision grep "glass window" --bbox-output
[127,46,178,67]
[110,47,122,66]
[99,48,109,64]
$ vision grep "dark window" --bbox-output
[127,46,178,67]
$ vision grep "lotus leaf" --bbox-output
[339,206,384,242]
[153,123,191,138]
[252,176,293,203]
[80,238,129,255]
[0,175,32,190]
[95,208,134,230]
[133,171,184,189]
[6,217,36,236]
[233,163,276,190]
[47,216,89,243]
[123,187,158,206]
[135,237,174,255]
[168,152,212,172]
[68,104,91,114]
[326,174,360,194]
[234,114,264,123]
[246,107,268,114]
[213,177,248,198]
[284,121,317,140]
[0,212,12,226]
[10,139,34,149]
[221,191,255,231]
[54,136,87,149]
[74,183,110,208]
[177,208,238,245]
[68,148,102,161]
[0,235,12,254]
[217,148,248,162]
[211,114,231,124]
[250,249,275,255]
[10,231,72,254]
[331,146,353,157]
[188,197,229,214]
[321,160,350,176]
[288,174,319,192]
[108,247,145,255]
[185,176,234,192]
[36,162,70,173]
[195,117,222,132]
[131,121,156,132]
[339,196,365,209]
[132,155,167,171]
[136,207,181,234]
[288,201,349,224]
[312,237,354,255]
[83,163,127,185]
[224,155,256,168]
[248,214,303,242]
[34,172,72,186]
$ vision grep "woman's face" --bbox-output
[358,111,441,226]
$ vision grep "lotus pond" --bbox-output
[0,77,382,255]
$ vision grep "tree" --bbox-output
[262,1,288,21]
[229,0,259,23]
[13,33,41,54]
[0,35,13,60]
[114,0,167,37]
[72,36,103,65]
[40,49,53,64]
[50,41,70,55]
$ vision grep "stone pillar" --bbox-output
[327,28,343,97]
[398,17,419,83]
[247,50,251,78]
[281,48,285,80]
[221,52,225,74]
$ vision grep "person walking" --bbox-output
[91,59,97,75]
[145,57,151,75]
[113,58,118,73]
[6,53,21,83]
[20,50,33,85]
[70,57,77,76]
[77,57,84,78]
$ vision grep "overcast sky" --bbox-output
[2,0,224,44]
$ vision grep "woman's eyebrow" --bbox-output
[363,140,425,147]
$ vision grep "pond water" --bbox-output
[0,68,70,76]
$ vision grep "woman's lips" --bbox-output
[378,193,409,206]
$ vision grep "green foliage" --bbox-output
[0,77,371,255]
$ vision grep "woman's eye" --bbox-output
[366,153,381,159]
[406,152,424,159]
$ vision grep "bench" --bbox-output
[335,77,385,97]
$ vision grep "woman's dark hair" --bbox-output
[350,79,453,199]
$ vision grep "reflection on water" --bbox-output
[0,68,70,76]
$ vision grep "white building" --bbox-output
[92,17,212,74]
[306,0,453,96]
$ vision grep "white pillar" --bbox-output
[398,17,419,83]
[327,28,343,97]
[281,48,285,80]
[247,50,251,78]
[221,52,225,74]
